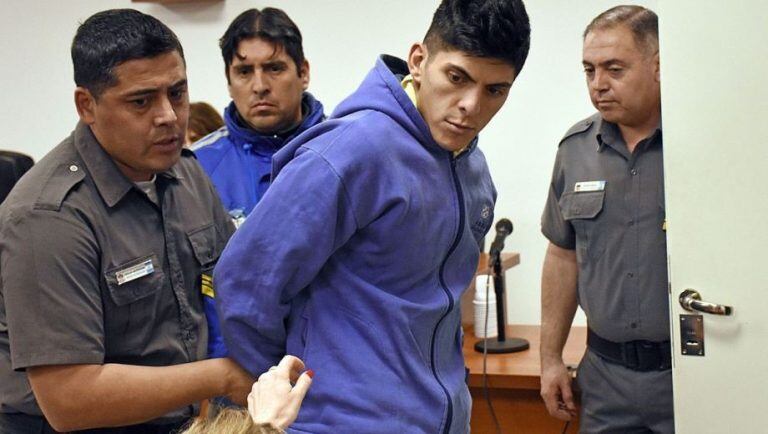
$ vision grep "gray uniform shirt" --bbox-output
[0,122,234,422]
[541,113,668,343]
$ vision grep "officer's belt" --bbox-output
[587,328,671,372]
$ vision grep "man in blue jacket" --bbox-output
[192,8,325,357]
[215,0,531,432]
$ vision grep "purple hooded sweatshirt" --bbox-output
[215,55,497,434]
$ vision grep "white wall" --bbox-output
[0,0,656,325]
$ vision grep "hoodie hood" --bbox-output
[332,55,448,153]
[273,56,478,174]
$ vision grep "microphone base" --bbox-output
[473,337,530,354]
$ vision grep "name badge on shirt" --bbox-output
[574,180,606,192]
[115,259,154,286]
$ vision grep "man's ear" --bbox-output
[653,52,660,83]
[407,43,428,85]
[74,87,97,125]
[299,59,310,91]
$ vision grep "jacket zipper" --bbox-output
[430,155,465,434]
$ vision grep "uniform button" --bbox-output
[630,322,638,329]
[627,272,634,278]
[69,164,79,172]
[630,169,638,176]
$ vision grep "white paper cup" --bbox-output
[473,274,498,338]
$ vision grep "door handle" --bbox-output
[679,289,733,315]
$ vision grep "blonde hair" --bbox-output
[179,407,284,434]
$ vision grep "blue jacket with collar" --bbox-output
[192,93,324,358]
[214,56,497,433]
[192,93,325,217]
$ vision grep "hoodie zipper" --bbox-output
[430,155,465,434]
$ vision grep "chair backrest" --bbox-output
[0,150,35,205]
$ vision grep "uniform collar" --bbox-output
[596,119,621,152]
[73,122,181,208]
[596,117,663,154]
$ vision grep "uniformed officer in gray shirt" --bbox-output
[539,6,673,433]
[0,9,253,433]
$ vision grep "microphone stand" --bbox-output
[474,251,530,353]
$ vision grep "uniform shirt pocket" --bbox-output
[559,191,606,261]
[187,223,225,303]
[104,254,165,306]
[187,223,222,271]
[103,255,166,353]
[560,191,605,220]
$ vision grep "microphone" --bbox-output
[488,218,513,260]
[474,217,529,354]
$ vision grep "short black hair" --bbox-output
[219,8,305,84]
[424,0,531,75]
[72,9,184,98]
[584,6,658,55]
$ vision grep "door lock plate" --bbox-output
[680,314,705,356]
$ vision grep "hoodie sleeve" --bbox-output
[213,147,359,375]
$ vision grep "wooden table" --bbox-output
[464,325,586,433]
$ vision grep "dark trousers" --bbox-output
[0,413,186,434]
[577,349,675,434]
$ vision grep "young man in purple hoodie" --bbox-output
[215,1,530,432]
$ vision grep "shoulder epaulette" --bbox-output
[34,162,86,211]
[558,115,597,147]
